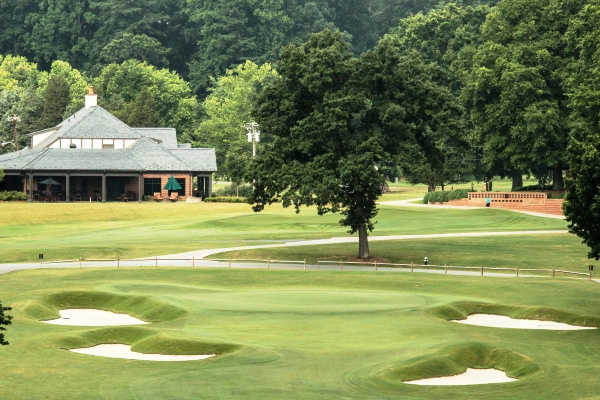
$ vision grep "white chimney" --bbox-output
[85,85,97,108]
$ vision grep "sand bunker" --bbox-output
[454,314,596,331]
[405,368,516,386]
[70,344,214,362]
[43,309,147,326]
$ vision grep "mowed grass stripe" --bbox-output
[0,203,566,263]
[212,234,590,272]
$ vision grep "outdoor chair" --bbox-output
[170,192,179,202]
[153,192,163,201]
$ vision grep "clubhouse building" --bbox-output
[0,88,216,201]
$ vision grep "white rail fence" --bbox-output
[37,256,594,280]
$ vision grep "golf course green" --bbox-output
[1,267,599,399]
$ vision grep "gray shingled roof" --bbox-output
[134,128,178,149]
[130,137,189,170]
[26,149,143,171]
[171,149,217,171]
[0,148,45,169]
[0,142,217,172]
[58,107,139,139]
[0,104,217,173]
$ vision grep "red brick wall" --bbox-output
[143,173,192,198]
[445,197,564,216]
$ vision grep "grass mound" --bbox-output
[56,327,240,356]
[430,301,600,327]
[381,343,539,383]
[27,290,186,323]
[133,334,240,356]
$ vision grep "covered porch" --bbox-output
[0,173,25,192]
[23,173,144,202]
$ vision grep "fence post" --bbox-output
[553,269,555,279]
[192,256,195,268]
[79,257,83,269]
[516,267,519,278]
[117,255,120,270]
[481,266,484,277]
[445,264,448,275]
[155,256,158,268]
[411,262,414,273]
[304,259,307,272]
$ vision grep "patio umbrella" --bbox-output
[40,178,60,186]
[164,176,182,192]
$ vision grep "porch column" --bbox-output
[102,174,106,202]
[27,174,33,202]
[22,175,26,195]
[207,174,213,197]
[65,174,70,202]
[138,174,143,202]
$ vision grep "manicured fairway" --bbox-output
[213,233,592,272]
[0,203,566,263]
[1,268,599,399]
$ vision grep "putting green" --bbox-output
[1,267,599,399]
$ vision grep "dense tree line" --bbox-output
[0,0,492,96]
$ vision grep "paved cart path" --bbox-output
[0,230,568,277]
[380,198,566,220]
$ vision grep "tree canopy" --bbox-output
[0,0,493,96]
[194,61,278,182]
[563,0,600,259]
[94,60,199,138]
[461,0,585,189]
[249,29,457,258]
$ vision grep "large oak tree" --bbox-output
[248,29,457,258]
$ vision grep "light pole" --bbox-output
[245,121,260,159]
[7,115,21,151]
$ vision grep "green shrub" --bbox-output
[205,196,248,203]
[214,183,253,198]
[422,189,468,204]
[0,191,27,201]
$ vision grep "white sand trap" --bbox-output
[43,309,147,326]
[405,368,516,386]
[70,344,214,362]
[454,314,596,331]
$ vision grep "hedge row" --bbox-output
[0,191,27,201]
[423,189,469,204]
[205,196,248,203]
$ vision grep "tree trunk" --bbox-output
[511,173,523,191]
[428,184,435,192]
[358,224,370,259]
[552,166,564,191]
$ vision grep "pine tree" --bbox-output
[124,88,161,127]
[40,75,70,128]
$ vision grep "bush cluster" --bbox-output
[214,184,253,198]
[204,196,248,203]
[0,191,27,201]
[423,189,468,204]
